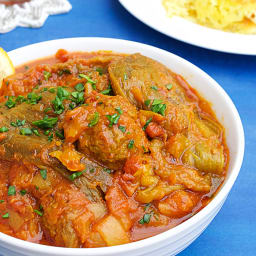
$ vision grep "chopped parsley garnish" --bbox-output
[16,95,26,103]
[115,107,123,114]
[11,119,25,127]
[58,69,71,76]
[24,65,29,70]
[20,128,33,135]
[0,127,8,133]
[69,169,86,181]
[48,134,53,142]
[75,83,84,92]
[128,139,134,149]
[20,190,27,196]
[0,200,4,203]
[8,186,16,196]
[103,168,112,174]
[5,97,16,109]
[55,130,65,140]
[96,67,103,75]
[151,99,166,116]
[71,91,84,104]
[79,74,96,85]
[32,116,58,129]
[166,84,173,90]
[106,113,120,127]
[43,71,51,81]
[139,213,152,224]
[89,168,95,173]
[52,95,64,114]
[44,107,52,113]
[40,88,48,93]
[69,102,76,110]
[142,146,147,153]
[118,125,126,133]
[101,84,112,95]
[32,128,40,136]
[34,209,43,217]
[88,112,99,127]
[35,185,39,190]
[143,117,153,131]
[151,86,158,91]
[40,169,47,180]
[152,99,162,105]
[49,88,56,93]
[144,99,151,107]
[2,213,9,219]
[27,92,42,105]
[44,130,50,136]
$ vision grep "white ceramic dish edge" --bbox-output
[0,37,244,256]
[119,0,256,55]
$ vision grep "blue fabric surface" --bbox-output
[0,0,255,255]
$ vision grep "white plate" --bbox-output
[119,0,256,55]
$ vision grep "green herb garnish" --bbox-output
[32,117,58,129]
[8,186,16,196]
[166,84,173,90]
[40,169,47,180]
[71,91,84,105]
[16,95,26,103]
[34,209,43,217]
[43,71,51,81]
[96,67,103,75]
[151,86,158,91]
[55,130,64,140]
[11,119,25,127]
[88,112,99,127]
[69,169,86,181]
[79,74,96,84]
[27,92,42,105]
[143,117,153,131]
[48,134,53,142]
[118,125,126,133]
[106,113,120,127]
[49,88,56,93]
[0,127,8,133]
[103,168,112,174]
[115,107,123,114]
[139,213,152,224]
[75,83,84,92]
[20,190,27,196]
[128,139,134,149]
[44,107,52,113]
[20,128,32,135]
[151,99,166,116]
[144,99,151,107]
[2,213,9,219]
[5,97,16,109]
[32,128,40,136]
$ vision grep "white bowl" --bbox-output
[1,38,244,256]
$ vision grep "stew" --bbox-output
[0,49,228,247]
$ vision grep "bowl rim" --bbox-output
[1,37,244,255]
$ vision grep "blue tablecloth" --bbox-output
[0,1,255,255]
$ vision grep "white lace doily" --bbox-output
[0,0,72,33]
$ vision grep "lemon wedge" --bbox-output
[0,48,15,88]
